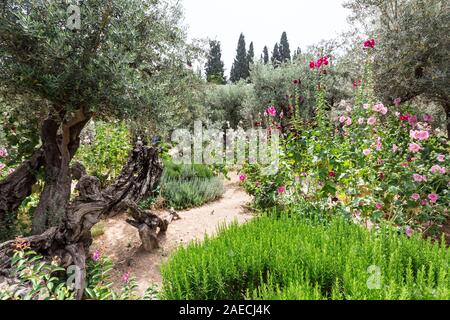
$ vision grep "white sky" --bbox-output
[182,0,351,75]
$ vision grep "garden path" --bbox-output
[92,172,253,295]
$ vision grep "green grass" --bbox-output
[161,213,450,300]
[160,162,224,210]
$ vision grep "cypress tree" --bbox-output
[247,41,255,65]
[262,46,269,64]
[230,33,249,83]
[279,31,291,62]
[271,43,281,66]
[205,40,226,84]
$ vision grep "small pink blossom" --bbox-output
[367,117,377,125]
[412,174,427,183]
[266,106,277,117]
[363,149,371,156]
[339,116,347,124]
[375,203,383,210]
[394,98,402,106]
[408,115,418,127]
[376,137,382,151]
[345,117,352,126]
[358,118,365,125]
[122,271,130,283]
[405,227,413,238]
[0,163,5,171]
[437,154,445,162]
[239,175,247,182]
[363,104,370,110]
[421,200,428,206]
[428,193,439,204]
[277,186,286,194]
[373,103,388,115]
[392,144,399,153]
[409,143,422,153]
[423,114,433,123]
[0,148,8,158]
[7,168,15,175]
[92,249,101,262]
[410,130,430,141]
[411,193,420,201]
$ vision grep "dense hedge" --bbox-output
[161,213,449,300]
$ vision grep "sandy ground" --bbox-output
[92,172,253,295]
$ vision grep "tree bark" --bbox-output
[32,110,90,235]
[0,143,164,299]
[0,148,44,240]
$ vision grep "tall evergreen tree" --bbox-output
[292,46,302,60]
[230,33,249,83]
[271,43,281,66]
[262,46,269,64]
[205,40,226,84]
[279,31,291,62]
[247,42,255,65]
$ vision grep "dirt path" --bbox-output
[92,172,253,294]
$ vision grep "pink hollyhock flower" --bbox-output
[92,249,101,262]
[266,106,277,117]
[367,117,377,125]
[358,118,365,125]
[323,56,329,65]
[412,174,427,183]
[423,114,433,122]
[411,193,420,201]
[0,148,8,158]
[375,203,383,210]
[428,193,439,204]
[394,98,402,106]
[373,103,387,115]
[405,227,413,238]
[409,143,422,153]
[363,149,371,156]
[408,115,418,127]
[122,271,130,283]
[437,154,445,162]
[392,144,399,153]
[309,61,315,69]
[376,137,382,151]
[339,116,347,124]
[277,186,286,194]
[316,57,323,68]
[346,118,353,126]
[430,165,441,174]
[410,130,430,141]
[0,163,5,171]
[239,175,247,182]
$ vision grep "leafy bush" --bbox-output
[160,162,224,210]
[75,121,132,186]
[161,212,450,300]
[0,247,157,300]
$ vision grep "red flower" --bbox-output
[328,171,336,177]
[364,39,376,48]
[309,61,315,69]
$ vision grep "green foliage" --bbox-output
[0,249,156,300]
[160,162,224,210]
[161,212,450,300]
[75,121,131,186]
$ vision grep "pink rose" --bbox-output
[367,117,377,125]
[411,193,420,201]
[392,144,399,153]
[339,116,347,124]
[345,118,353,126]
[428,193,439,204]
[437,154,445,162]
[409,143,422,153]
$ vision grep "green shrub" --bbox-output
[161,213,450,300]
[159,162,225,210]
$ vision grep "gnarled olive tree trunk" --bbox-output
[0,143,166,299]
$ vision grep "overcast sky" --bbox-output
[182,0,352,75]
